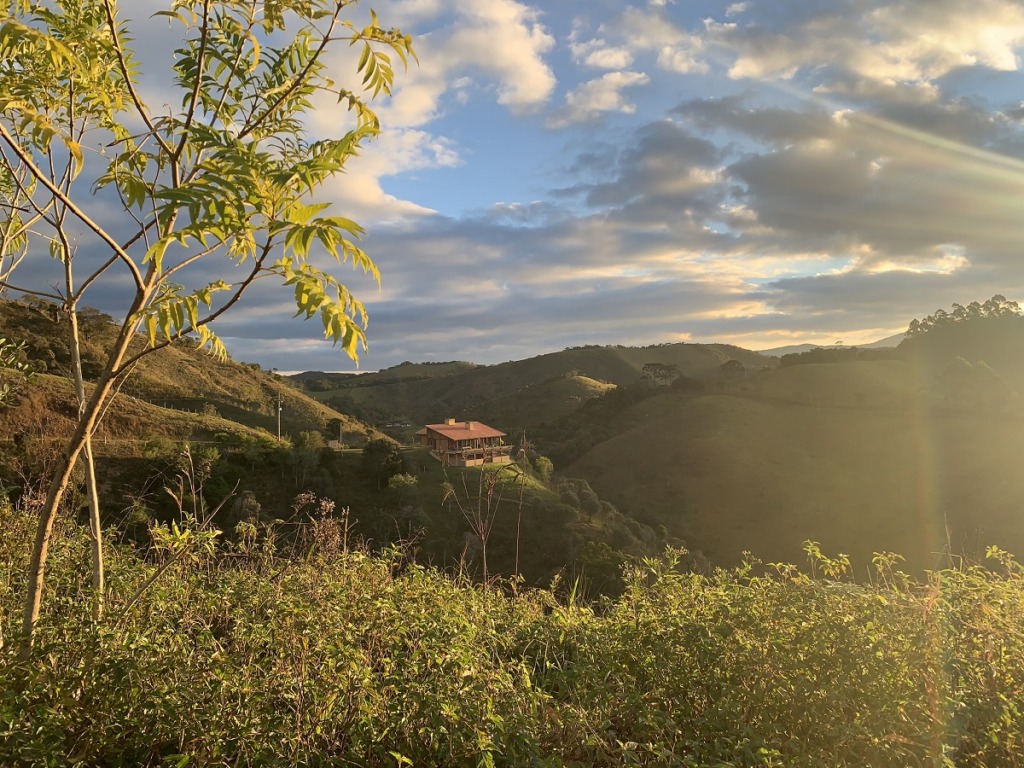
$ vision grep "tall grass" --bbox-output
[2,505,1023,766]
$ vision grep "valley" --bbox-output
[6,295,1022,582]
[5,295,1024,766]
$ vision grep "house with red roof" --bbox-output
[416,418,513,467]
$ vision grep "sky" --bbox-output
[12,0,1024,372]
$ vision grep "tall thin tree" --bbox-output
[0,0,414,658]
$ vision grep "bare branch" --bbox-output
[0,282,64,301]
[0,123,145,290]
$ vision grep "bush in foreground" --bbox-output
[2,505,1024,766]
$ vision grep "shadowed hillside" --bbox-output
[563,352,1024,574]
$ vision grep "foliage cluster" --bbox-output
[3,505,1024,766]
[0,430,654,593]
[899,296,1024,381]
[904,295,1021,338]
[0,334,33,405]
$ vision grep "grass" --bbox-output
[0,299,385,451]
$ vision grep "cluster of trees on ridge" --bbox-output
[905,294,1021,337]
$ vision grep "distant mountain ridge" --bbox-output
[758,332,905,357]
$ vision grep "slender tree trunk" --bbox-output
[83,436,103,620]
[65,278,105,622]
[18,291,146,660]
[19,423,95,660]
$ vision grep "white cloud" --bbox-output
[711,0,1024,87]
[657,44,709,75]
[439,0,556,112]
[372,0,556,128]
[547,71,651,127]
[122,0,1024,369]
[304,0,557,221]
[319,129,461,224]
[619,6,692,50]
[570,38,635,70]
[609,7,710,76]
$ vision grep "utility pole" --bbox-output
[277,392,282,442]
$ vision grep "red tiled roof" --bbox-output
[421,421,506,440]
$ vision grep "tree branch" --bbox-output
[173,0,213,164]
[0,123,145,290]
[111,240,274,375]
[0,281,64,301]
[102,0,173,158]
[238,6,344,139]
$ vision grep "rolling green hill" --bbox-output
[0,298,665,587]
[292,342,775,437]
[10,293,1024,580]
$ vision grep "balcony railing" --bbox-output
[428,443,513,464]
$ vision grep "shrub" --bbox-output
[3,509,1024,766]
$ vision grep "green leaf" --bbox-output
[64,138,83,177]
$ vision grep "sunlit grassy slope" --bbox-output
[0,299,382,448]
[0,372,274,447]
[567,359,1024,573]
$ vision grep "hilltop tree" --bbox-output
[642,362,680,386]
[900,296,1024,378]
[0,0,413,658]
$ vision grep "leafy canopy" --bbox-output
[0,0,415,361]
[904,295,1021,339]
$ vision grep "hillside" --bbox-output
[0,298,382,447]
[10,295,1024,581]
[563,356,1024,573]
[0,298,667,588]
[292,342,775,436]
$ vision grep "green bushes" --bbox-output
[3,506,1024,766]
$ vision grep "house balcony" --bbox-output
[431,444,513,467]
